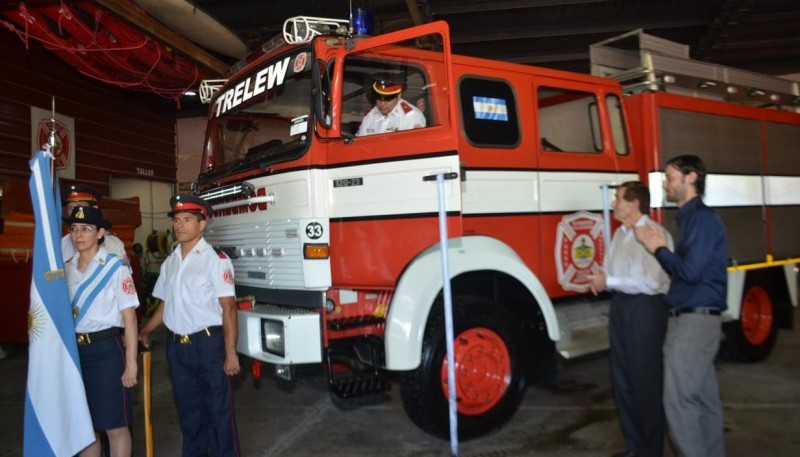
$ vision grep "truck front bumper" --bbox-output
[236,304,322,365]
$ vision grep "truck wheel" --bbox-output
[399,295,526,440]
[724,283,778,362]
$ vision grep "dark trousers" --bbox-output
[166,332,240,457]
[610,293,668,457]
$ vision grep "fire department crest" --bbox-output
[37,118,71,170]
[554,211,605,292]
[293,52,308,73]
[122,277,136,295]
[223,269,234,285]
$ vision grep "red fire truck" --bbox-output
[194,18,800,439]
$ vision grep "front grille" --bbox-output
[205,219,305,288]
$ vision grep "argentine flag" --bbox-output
[24,150,94,456]
[473,96,509,121]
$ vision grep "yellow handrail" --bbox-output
[728,255,800,272]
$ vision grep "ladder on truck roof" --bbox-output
[590,29,800,110]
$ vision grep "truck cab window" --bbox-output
[340,37,442,138]
[538,87,602,154]
[458,77,520,147]
[607,94,629,156]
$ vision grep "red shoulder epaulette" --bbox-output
[400,101,413,114]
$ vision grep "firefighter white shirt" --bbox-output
[357,98,426,136]
[66,246,139,333]
[152,237,236,335]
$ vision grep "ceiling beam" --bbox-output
[451,18,709,44]
[432,0,609,15]
[93,0,230,76]
[499,51,590,64]
[694,0,752,58]
[377,0,609,20]
[405,0,425,25]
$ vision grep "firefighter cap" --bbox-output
[62,183,101,206]
[63,206,111,229]
[372,73,404,96]
[168,194,212,219]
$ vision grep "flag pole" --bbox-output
[47,96,56,182]
[24,150,95,456]
[141,346,153,457]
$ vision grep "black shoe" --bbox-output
[610,452,636,457]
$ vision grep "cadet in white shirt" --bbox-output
[65,206,138,457]
[357,73,426,136]
[586,181,673,457]
[138,194,240,457]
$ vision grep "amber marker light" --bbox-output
[304,243,330,259]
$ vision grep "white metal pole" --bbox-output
[430,172,458,456]
[601,184,612,250]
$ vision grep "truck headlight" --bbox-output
[261,318,285,356]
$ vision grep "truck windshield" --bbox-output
[201,49,313,178]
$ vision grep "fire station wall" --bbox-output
[0,30,176,195]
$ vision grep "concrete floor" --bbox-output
[2,316,799,457]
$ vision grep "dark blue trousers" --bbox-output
[166,332,240,457]
[610,292,668,457]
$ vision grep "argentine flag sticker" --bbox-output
[473,96,509,121]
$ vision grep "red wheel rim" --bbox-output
[741,285,773,346]
[440,327,511,415]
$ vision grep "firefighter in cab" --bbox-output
[357,72,426,136]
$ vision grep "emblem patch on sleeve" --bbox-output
[223,269,234,285]
[122,277,136,295]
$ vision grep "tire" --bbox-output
[723,282,778,362]
[399,295,527,440]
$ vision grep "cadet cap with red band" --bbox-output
[168,194,213,218]
[62,183,101,206]
[372,73,404,96]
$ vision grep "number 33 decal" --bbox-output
[305,222,323,239]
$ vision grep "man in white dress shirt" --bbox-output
[587,181,673,457]
[357,73,426,136]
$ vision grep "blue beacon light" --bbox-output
[353,8,374,36]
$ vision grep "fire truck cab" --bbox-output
[195,18,799,440]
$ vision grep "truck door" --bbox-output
[322,22,462,287]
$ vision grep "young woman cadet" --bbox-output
[64,206,139,457]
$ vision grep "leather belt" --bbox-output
[76,327,122,346]
[168,326,222,344]
[668,307,721,318]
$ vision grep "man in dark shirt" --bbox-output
[636,155,727,457]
